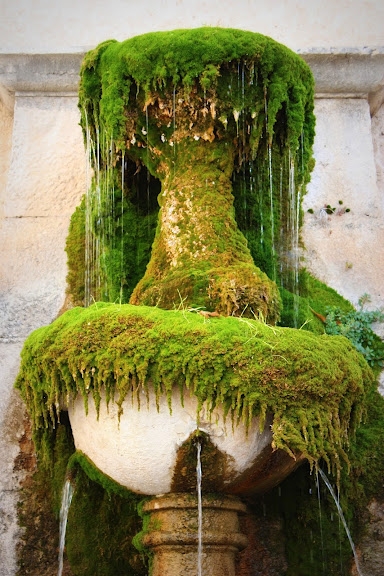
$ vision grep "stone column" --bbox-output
[142,493,248,576]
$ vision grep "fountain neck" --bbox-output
[155,138,252,270]
[130,138,281,322]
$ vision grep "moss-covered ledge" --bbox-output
[16,303,373,476]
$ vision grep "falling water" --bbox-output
[196,440,203,576]
[84,113,93,307]
[84,119,103,306]
[58,478,74,576]
[268,144,276,281]
[315,470,326,574]
[120,151,125,304]
[318,469,364,576]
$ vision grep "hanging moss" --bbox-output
[16,303,372,476]
[16,418,75,576]
[79,27,314,160]
[264,384,384,576]
[74,27,315,320]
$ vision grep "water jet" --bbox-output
[15,28,375,575]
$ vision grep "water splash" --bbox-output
[58,478,74,576]
[318,468,364,576]
[196,440,203,576]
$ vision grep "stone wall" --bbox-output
[0,62,86,575]
[0,2,383,573]
[1,0,384,54]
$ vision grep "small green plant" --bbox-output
[325,294,384,369]
[325,204,336,215]
[306,200,351,217]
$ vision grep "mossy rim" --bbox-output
[16,302,373,479]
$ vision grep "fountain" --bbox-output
[15,28,376,575]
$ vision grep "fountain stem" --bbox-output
[130,139,281,321]
[141,493,248,576]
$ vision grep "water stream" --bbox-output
[318,468,363,576]
[58,479,74,576]
[196,440,203,576]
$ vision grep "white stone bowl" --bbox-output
[68,385,302,496]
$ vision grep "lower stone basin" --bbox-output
[16,303,369,499]
[68,386,303,496]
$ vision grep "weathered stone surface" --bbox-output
[236,514,287,576]
[372,102,384,216]
[0,92,13,219]
[4,94,84,218]
[303,98,384,309]
[354,499,384,576]
[69,388,275,496]
[0,92,85,574]
[0,216,74,340]
[0,344,28,576]
[142,493,247,576]
[0,53,82,93]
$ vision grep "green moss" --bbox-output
[277,464,357,575]
[68,451,139,500]
[65,197,86,306]
[17,417,76,575]
[16,303,372,475]
[72,28,315,321]
[79,28,314,155]
[306,273,354,317]
[263,384,384,575]
[66,465,146,576]
[70,163,159,306]
[346,386,384,503]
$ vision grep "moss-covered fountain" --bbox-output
[15,28,384,576]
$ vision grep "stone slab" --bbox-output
[303,98,384,308]
[4,94,85,218]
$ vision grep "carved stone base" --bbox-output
[142,493,248,576]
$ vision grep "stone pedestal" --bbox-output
[142,493,248,576]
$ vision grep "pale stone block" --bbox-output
[0,92,14,221]
[0,490,20,576]
[4,94,85,218]
[0,345,27,576]
[303,98,384,308]
[372,101,384,200]
[0,216,75,340]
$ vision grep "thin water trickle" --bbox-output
[268,144,276,281]
[318,468,364,576]
[196,440,203,576]
[84,113,95,308]
[316,470,326,575]
[120,151,125,304]
[287,151,300,326]
[58,478,74,576]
